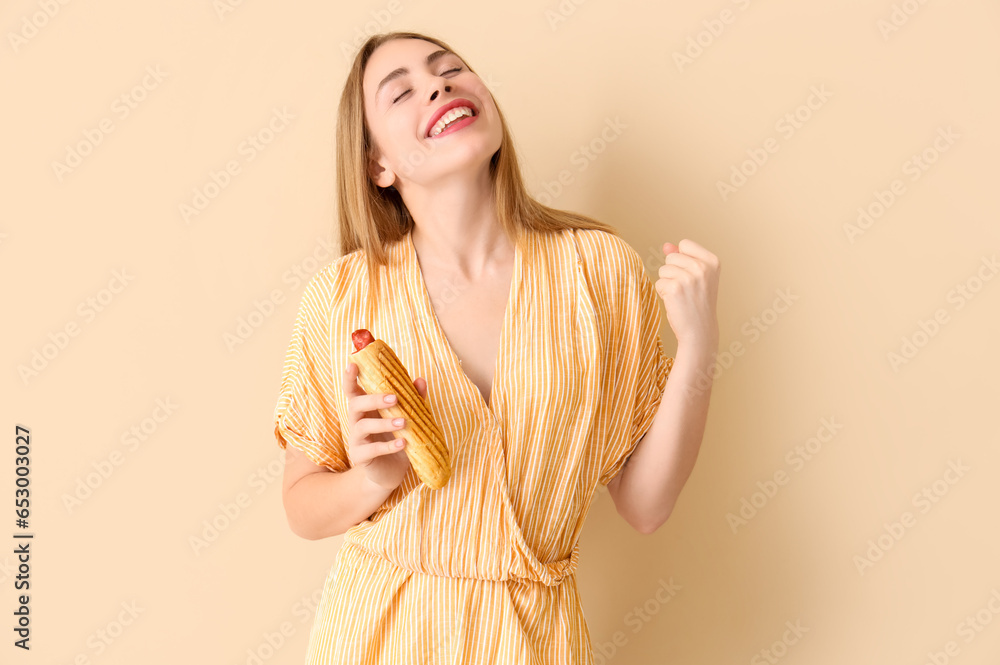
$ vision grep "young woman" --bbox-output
[274,30,719,664]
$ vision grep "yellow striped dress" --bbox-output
[273,227,674,664]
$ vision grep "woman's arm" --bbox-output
[607,339,717,535]
[607,238,720,534]
[282,445,393,540]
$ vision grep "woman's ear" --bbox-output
[368,156,396,190]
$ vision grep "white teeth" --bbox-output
[429,106,474,137]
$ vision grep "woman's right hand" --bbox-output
[342,362,427,492]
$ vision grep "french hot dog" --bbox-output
[349,329,451,490]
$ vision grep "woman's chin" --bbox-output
[423,144,496,174]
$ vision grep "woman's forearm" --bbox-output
[284,466,393,540]
[615,339,717,533]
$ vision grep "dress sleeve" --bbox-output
[597,236,674,486]
[272,271,351,473]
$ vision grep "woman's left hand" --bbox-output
[655,239,720,350]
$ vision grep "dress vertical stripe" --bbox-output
[274,227,674,663]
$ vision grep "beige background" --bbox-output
[3,0,999,663]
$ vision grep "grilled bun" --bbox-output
[349,329,451,490]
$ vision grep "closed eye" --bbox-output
[392,67,463,104]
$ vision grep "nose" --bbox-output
[429,84,451,102]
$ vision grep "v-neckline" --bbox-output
[403,230,522,420]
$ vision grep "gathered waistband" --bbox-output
[340,538,580,588]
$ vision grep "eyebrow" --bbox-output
[375,49,456,102]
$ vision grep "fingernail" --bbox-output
[396,439,405,447]
[384,394,396,403]
[392,418,404,427]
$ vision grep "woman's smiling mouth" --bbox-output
[428,110,478,138]
[425,99,479,138]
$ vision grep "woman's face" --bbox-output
[362,38,502,191]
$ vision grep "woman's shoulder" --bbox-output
[558,227,656,327]
[298,247,368,308]
[563,226,646,277]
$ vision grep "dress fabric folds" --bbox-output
[273,227,674,664]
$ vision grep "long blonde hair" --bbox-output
[336,30,622,301]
